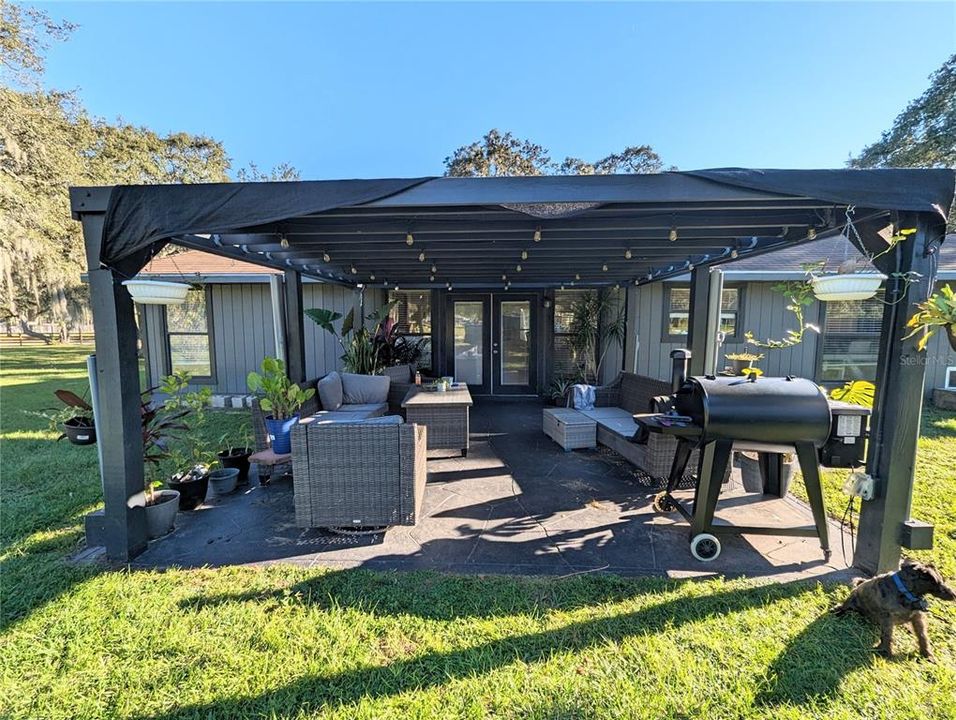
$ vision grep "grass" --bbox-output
[1,345,955,719]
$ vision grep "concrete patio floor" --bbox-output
[135,400,857,582]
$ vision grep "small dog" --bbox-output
[831,558,955,661]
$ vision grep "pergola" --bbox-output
[70,168,954,574]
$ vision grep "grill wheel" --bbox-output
[690,533,722,562]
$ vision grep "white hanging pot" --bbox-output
[811,273,885,302]
[122,280,191,305]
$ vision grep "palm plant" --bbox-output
[567,290,626,383]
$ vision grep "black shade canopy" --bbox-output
[89,168,954,289]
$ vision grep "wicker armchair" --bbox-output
[290,419,427,528]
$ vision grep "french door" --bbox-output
[445,294,537,395]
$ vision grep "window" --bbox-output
[388,290,432,368]
[552,289,592,378]
[818,296,883,384]
[165,288,213,379]
[664,286,742,341]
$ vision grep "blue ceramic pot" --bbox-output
[265,415,299,454]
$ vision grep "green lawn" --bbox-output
[1,346,954,719]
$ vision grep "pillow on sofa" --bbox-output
[317,371,343,411]
[341,373,390,404]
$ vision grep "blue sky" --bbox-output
[40,1,955,179]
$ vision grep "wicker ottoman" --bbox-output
[543,407,597,451]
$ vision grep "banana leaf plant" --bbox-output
[305,300,400,374]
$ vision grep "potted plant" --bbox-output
[141,391,190,539]
[217,439,253,485]
[904,284,956,352]
[305,300,398,375]
[246,357,315,454]
[806,223,917,303]
[208,466,240,496]
[158,371,213,511]
[46,389,97,445]
[548,376,575,406]
[725,351,763,375]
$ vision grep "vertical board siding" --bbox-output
[303,283,373,379]
[211,283,276,394]
[624,282,822,383]
[599,289,627,385]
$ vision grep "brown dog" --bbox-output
[831,558,955,661]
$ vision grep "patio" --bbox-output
[136,399,854,582]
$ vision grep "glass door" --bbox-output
[493,295,536,394]
[445,295,490,394]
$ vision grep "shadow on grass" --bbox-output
[144,578,871,719]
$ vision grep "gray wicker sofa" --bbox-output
[581,372,699,480]
[290,417,427,528]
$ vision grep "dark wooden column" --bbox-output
[74,198,148,562]
[855,212,944,574]
[283,270,306,383]
[686,266,723,376]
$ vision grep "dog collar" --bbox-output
[891,572,928,611]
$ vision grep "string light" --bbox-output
[516,264,522,272]
[279,234,290,249]
[418,252,426,262]
[730,249,739,259]
[370,273,376,281]
[447,282,453,291]
[431,264,437,273]
[533,228,542,243]
[624,249,632,259]
[575,273,580,281]
[669,226,678,242]
[322,251,331,263]
[602,264,608,272]
[502,274,507,281]
[350,264,357,275]
[429,275,435,282]
[807,227,817,240]
[405,232,414,246]
[521,250,528,260]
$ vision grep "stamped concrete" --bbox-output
[135,399,857,582]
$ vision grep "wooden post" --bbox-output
[79,210,148,561]
[283,269,306,383]
[855,212,944,574]
[687,266,723,376]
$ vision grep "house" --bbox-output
[136,235,956,403]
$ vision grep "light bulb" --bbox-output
[429,275,435,281]
[322,252,331,263]
[669,226,678,242]
[350,265,357,274]
[533,228,542,243]
[602,264,608,272]
[807,227,817,240]
[521,250,528,260]
[575,273,580,281]
[279,234,290,249]
[405,232,414,246]
[516,264,522,272]
[418,252,426,262]
[431,264,437,273]
[370,273,376,281]
[731,249,738,259]
[502,274,507,281]
[624,249,632,259]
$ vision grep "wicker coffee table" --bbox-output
[402,385,472,456]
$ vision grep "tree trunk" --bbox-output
[19,318,53,344]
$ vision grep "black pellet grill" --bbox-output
[642,364,834,562]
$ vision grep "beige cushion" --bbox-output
[317,371,343,411]
[341,373,390,404]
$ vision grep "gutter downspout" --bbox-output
[269,275,286,364]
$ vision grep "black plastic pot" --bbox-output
[167,469,209,511]
[218,447,252,485]
[61,417,96,445]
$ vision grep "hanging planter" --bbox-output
[122,280,190,305]
[811,273,885,302]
